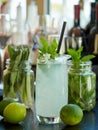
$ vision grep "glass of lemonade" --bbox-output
[35,55,70,124]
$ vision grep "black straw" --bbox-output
[57,21,66,53]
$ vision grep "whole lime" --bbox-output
[0,99,14,116]
[3,102,26,124]
[60,104,83,126]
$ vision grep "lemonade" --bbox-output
[36,56,69,124]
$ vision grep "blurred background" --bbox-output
[0,0,98,99]
[0,0,97,65]
[4,0,94,32]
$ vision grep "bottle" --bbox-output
[68,4,84,37]
[13,3,24,46]
[0,1,8,14]
[68,60,96,111]
[85,2,96,36]
[79,0,84,10]
[3,59,34,109]
[89,3,98,55]
[11,3,29,47]
[27,0,39,34]
[67,5,86,52]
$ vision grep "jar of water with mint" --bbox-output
[68,60,96,111]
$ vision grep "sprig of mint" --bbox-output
[38,37,59,59]
[67,46,95,63]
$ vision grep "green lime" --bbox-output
[3,102,26,124]
[60,104,83,126]
[0,99,14,116]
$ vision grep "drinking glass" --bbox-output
[35,55,70,124]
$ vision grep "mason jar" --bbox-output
[68,60,96,111]
[3,59,34,109]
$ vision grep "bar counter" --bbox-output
[0,62,98,130]
[0,92,98,130]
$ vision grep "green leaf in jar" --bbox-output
[4,45,30,101]
[38,37,59,60]
[81,55,95,62]
[67,46,95,63]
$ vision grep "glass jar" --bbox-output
[3,59,34,109]
[68,60,96,111]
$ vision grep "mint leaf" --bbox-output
[39,37,49,54]
[48,39,58,59]
[67,46,95,63]
[81,55,95,62]
[67,47,83,62]
[38,37,58,60]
